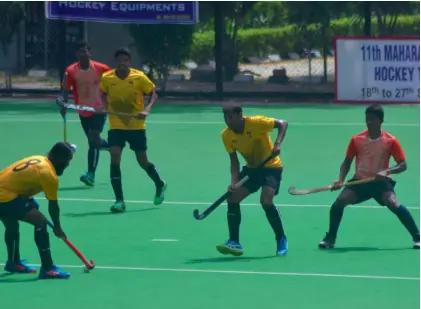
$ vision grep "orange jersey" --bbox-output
[0,156,59,203]
[65,60,111,117]
[222,116,282,168]
[345,130,406,179]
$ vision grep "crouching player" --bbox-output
[0,142,74,279]
[319,104,420,249]
[217,104,289,256]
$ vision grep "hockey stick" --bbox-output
[47,221,95,271]
[193,155,275,220]
[60,73,68,142]
[288,177,377,196]
[55,97,139,118]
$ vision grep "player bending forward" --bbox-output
[218,104,289,256]
[62,41,111,187]
[320,104,420,249]
[0,142,74,279]
[100,48,167,213]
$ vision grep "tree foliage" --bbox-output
[0,2,24,56]
[128,24,194,89]
[199,1,419,33]
[198,2,259,80]
[371,1,418,35]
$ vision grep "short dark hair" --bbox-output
[365,104,384,122]
[75,41,90,52]
[49,142,73,160]
[223,103,242,115]
[114,47,131,59]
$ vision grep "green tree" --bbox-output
[371,1,418,35]
[243,2,288,28]
[282,2,349,82]
[128,24,194,91]
[199,1,258,80]
[0,2,24,57]
[338,1,418,35]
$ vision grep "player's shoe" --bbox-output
[80,172,95,187]
[153,181,167,205]
[38,265,70,280]
[216,240,244,256]
[110,200,126,213]
[4,260,37,274]
[413,234,420,249]
[319,233,336,249]
[276,237,288,256]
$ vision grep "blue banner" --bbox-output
[45,1,199,24]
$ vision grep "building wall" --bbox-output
[0,20,143,72]
[0,24,25,71]
[86,22,143,69]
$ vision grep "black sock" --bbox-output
[34,228,53,268]
[263,205,286,241]
[88,146,100,175]
[227,203,241,242]
[146,163,164,187]
[328,202,345,239]
[5,230,20,263]
[391,205,420,239]
[110,164,124,201]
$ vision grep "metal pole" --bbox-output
[83,21,88,41]
[44,19,49,71]
[58,20,66,83]
[322,25,328,83]
[214,2,224,100]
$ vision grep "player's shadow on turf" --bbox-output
[185,256,276,264]
[325,247,411,253]
[64,208,158,217]
[0,273,38,283]
[59,184,107,191]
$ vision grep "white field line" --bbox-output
[0,263,417,281]
[38,197,420,210]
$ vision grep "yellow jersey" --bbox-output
[222,116,282,168]
[0,156,59,203]
[100,68,155,130]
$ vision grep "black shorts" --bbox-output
[108,129,147,152]
[79,114,106,136]
[239,166,283,195]
[0,197,38,220]
[345,178,396,206]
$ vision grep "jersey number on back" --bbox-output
[12,159,42,172]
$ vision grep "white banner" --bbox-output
[335,37,420,104]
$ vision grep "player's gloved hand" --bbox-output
[331,180,343,191]
[272,142,281,156]
[53,226,67,240]
[135,111,148,119]
[227,184,237,192]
